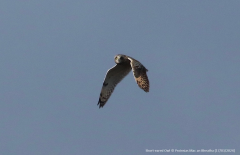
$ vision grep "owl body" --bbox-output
[97,54,149,108]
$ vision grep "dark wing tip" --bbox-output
[142,83,149,92]
[144,86,149,92]
[97,98,105,108]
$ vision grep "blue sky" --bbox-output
[0,1,239,154]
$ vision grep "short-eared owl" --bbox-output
[97,54,149,108]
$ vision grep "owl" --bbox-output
[97,54,149,108]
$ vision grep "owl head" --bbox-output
[114,54,127,64]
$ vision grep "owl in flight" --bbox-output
[97,54,149,108]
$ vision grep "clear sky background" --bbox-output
[1,1,239,154]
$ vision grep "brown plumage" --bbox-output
[128,56,149,92]
[97,54,150,108]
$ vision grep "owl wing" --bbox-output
[127,56,150,92]
[98,64,132,108]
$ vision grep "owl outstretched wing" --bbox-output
[127,56,149,92]
[97,64,132,108]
